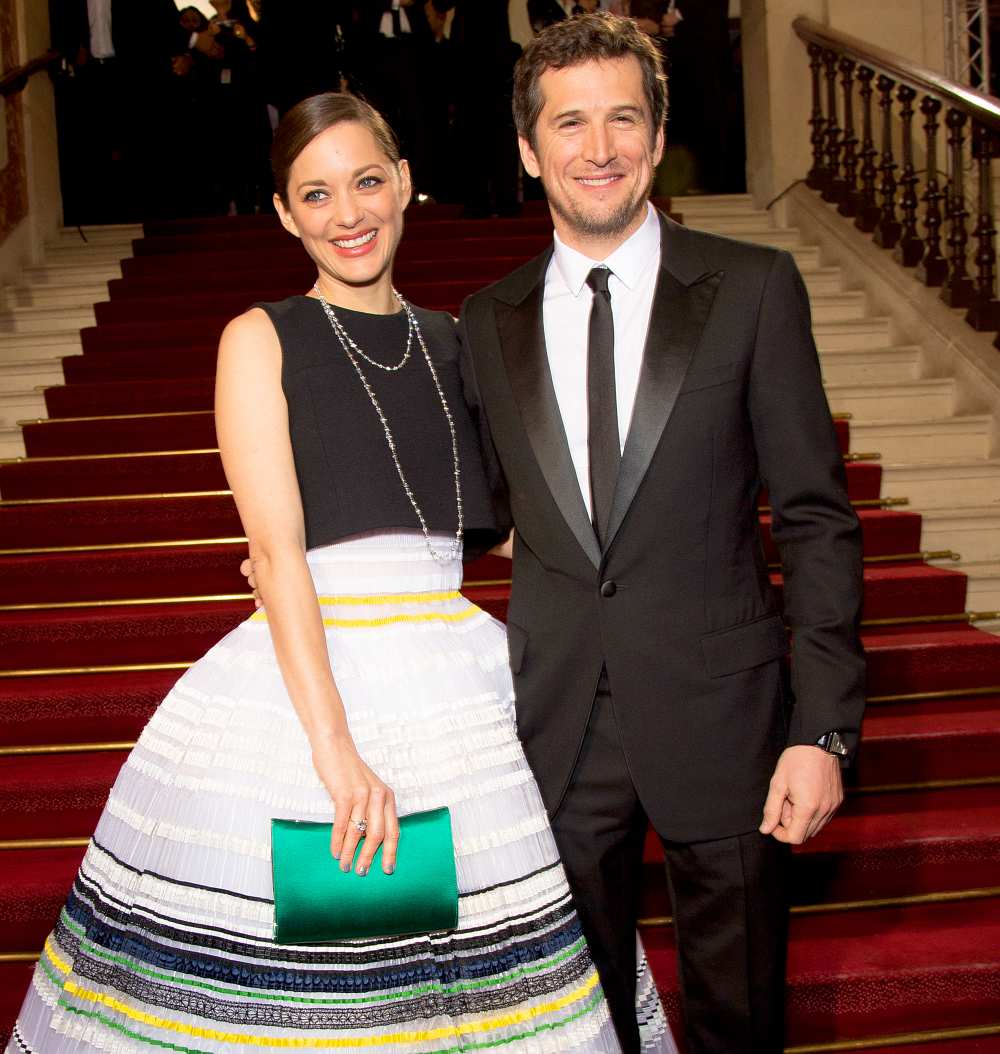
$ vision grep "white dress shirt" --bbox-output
[542,202,661,517]
[379,1,412,37]
[87,0,115,58]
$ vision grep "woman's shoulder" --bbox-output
[408,305,460,357]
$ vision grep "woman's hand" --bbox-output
[311,735,400,876]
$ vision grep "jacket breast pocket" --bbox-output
[677,361,741,396]
[506,621,528,675]
[700,612,789,678]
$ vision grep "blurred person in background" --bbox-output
[198,0,273,213]
[436,0,522,217]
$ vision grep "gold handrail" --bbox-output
[0,49,60,97]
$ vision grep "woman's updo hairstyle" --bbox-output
[271,93,402,207]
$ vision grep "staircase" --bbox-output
[1,198,999,1052]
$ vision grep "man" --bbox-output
[458,13,865,1053]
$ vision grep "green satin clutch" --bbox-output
[271,807,459,943]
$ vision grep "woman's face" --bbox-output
[180,8,202,31]
[275,121,411,297]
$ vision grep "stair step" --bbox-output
[826,378,956,420]
[882,460,1000,510]
[0,428,23,459]
[863,624,1000,696]
[0,305,94,335]
[820,345,923,385]
[0,599,250,670]
[855,695,1000,786]
[0,392,47,430]
[21,263,122,287]
[813,317,894,351]
[921,506,1000,564]
[42,377,215,418]
[0,330,83,356]
[0,357,64,388]
[0,751,126,839]
[0,667,183,747]
[642,786,1000,917]
[0,448,881,502]
[4,281,110,310]
[850,416,993,463]
[646,897,1000,1046]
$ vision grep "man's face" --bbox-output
[519,56,663,255]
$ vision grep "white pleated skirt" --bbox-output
[8,531,675,1054]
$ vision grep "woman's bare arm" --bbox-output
[215,309,398,875]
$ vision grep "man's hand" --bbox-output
[760,745,843,844]
[240,557,263,608]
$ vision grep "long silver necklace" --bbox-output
[313,287,464,563]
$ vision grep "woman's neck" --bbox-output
[311,275,399,315]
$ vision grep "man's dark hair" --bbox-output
[512,12,668,147]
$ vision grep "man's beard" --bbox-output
[547,171,652,241]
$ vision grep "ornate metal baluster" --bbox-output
[893,85,923,266]
[965,123,1000,330]
[854,66,880,231]
[806,43,827,190]
[838,57,859,217]
[941,107,974,307]
[916,96,948,286]
[873,74,901,248]
[822,49,845,203]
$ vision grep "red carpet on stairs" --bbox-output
[1,204,998,1052]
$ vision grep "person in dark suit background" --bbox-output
[459,13,864,1053]
[50,0,187,222]
[434,0,521,217]
[352,1,436,198]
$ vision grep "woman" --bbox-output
[7,95,674,1053]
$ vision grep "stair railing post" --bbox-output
[893,85,924,266]
[965,123,1000,330]
[873,74,902,248]
[838,56,860,217]
[806,42,828,190]
[916,95,948,286]
[855,65,881,232]
[941,107,975,307]
[822,48,846,203]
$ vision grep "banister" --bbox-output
[0,49,60,99]
[793,17,1000,133]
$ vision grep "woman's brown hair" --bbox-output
[271,93,401,206]
[512,12,667,147]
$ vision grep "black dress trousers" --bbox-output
[548,672,790,1054]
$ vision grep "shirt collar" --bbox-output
[551,201,661,297]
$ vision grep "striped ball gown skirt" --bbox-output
[8,531,675,1054]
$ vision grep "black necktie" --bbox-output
[586,266,620,548]
[391,4,402,36]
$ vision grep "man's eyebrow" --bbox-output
[550,104,645,122]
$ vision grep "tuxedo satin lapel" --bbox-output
[496,287,603,569]
[604,267,724,550]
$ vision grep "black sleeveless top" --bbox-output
[256,296,499,556]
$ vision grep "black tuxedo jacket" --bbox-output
[459,212,866,842]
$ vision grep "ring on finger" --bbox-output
[352,818,368,837]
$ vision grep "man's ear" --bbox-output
[397,158,413,212]
[273,194,301,239]
[652,124,665,168]
[518,135,541,179]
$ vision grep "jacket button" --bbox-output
[600,580,617,598]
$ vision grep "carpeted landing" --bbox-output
[1,202,998,1052]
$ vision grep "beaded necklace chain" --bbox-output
[313,287,464,563]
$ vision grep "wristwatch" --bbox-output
[815,731,850,758]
